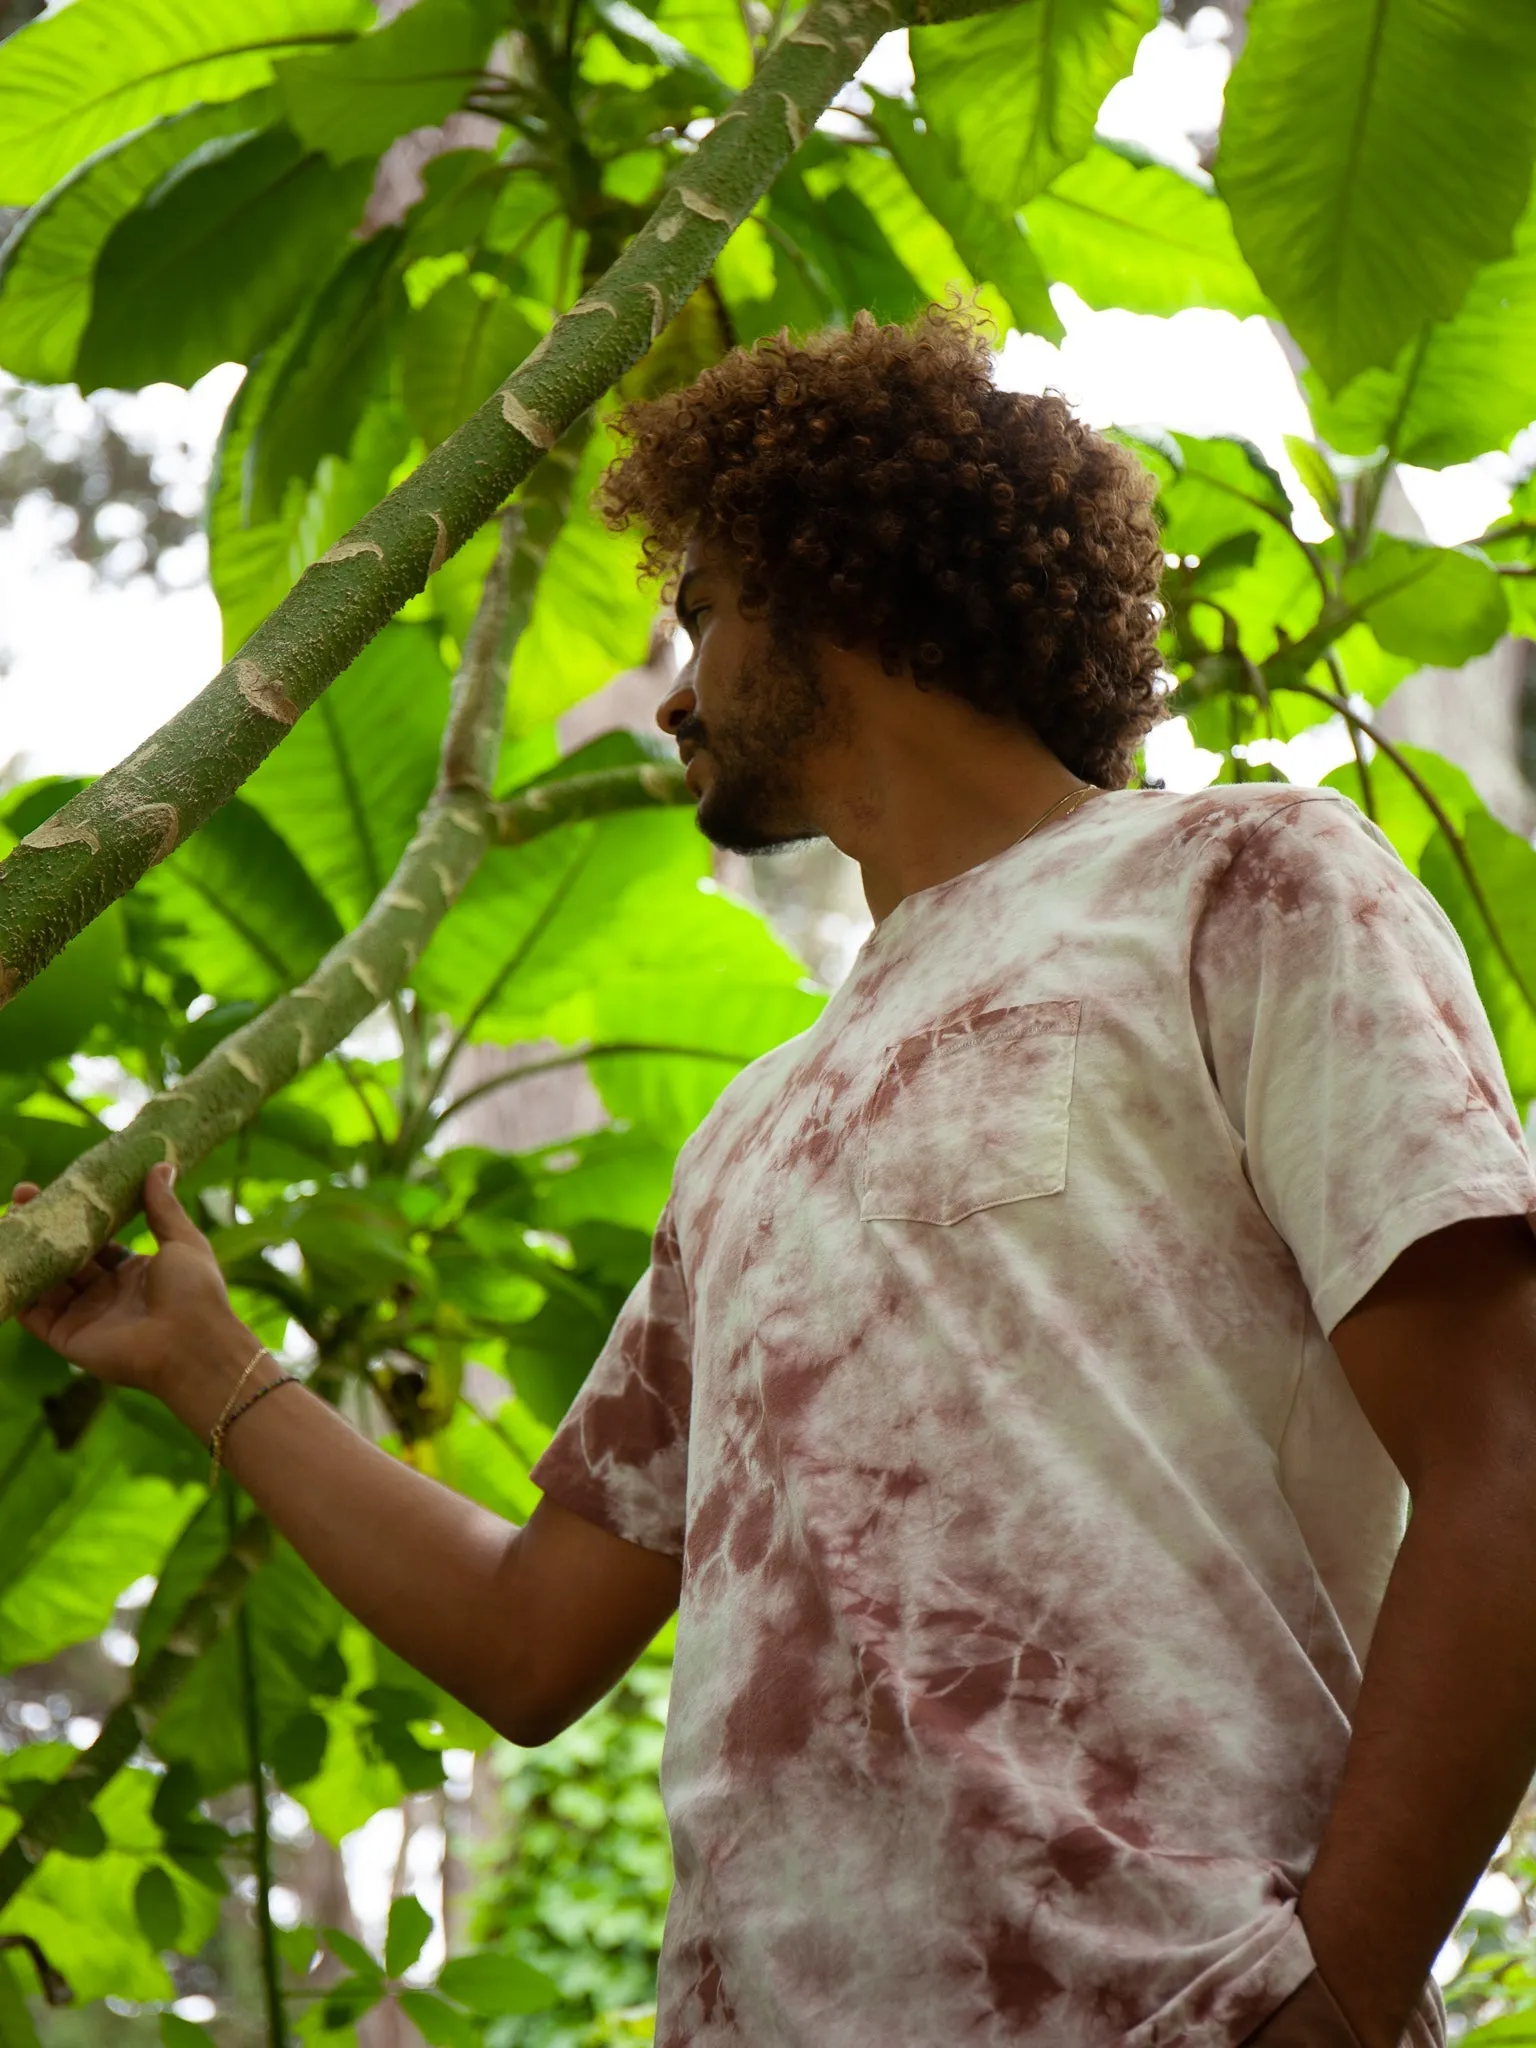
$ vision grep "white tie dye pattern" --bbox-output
[532,785,1536,2048]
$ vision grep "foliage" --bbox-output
[0,0,1534,2037]
[467,1662,672,2047]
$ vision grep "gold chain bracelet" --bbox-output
[207,1373,299,1488]
[207,1344,272,1486]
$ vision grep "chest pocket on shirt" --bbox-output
[857,1000,1080,1225]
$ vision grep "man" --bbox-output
[14,308,1536,2048]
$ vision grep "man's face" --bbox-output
[655,541,846,855]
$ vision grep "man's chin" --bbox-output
[693,784,812,857]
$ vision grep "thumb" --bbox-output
[142,1162,204,1249]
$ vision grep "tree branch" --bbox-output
[0,621,692,1316]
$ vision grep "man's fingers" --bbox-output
[142,1163,205,1250]
[96,1243,133,1272]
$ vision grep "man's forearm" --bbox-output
[1298,1467,1536,2048]
[161,1318,532,1734]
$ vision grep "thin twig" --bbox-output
[332,1051,389,1149]
[1325,649,1376,824]
[1281,676,1536,1022]
[434,1040,747,1128]
[233,1495,288,2048]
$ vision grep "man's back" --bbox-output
[532,783,1523,2046]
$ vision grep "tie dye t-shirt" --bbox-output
[530,784,1536,2048]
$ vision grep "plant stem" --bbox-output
[224,1500,285,2041]
[433,1038,746,1127]
[1280,675,1536,1021]
[235,1561,287,2048]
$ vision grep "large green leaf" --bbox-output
[245,227,407,521]
[1342,537,1508,668]
[0,1764,222,2003]
[652,0,752,91]
[242,623,450,927]
[1304,186,1536,468]
[0,93,275,383]
[401,271,543,452]
[276,0,502,164]
[766,161,927,327]
[436,1951,561,2018]
[75,125,372,394]
[1420,810,1536,1114]
[1216,0,1536,391]
[0,904,124,1077]
[0,1403,198,1667]
[1023,142,1269,319]
[862,95,1062,341]
[504,435,655,737]
[210,380,416,660]
[1323,740,1486,875]
[0,0,369,207]
[132,798,345,1004]
[911,0,1157,212]
[153,1540,346,1798]
[1154,433,1325,664]
[412,806,811,1047]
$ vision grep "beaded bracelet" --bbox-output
[208,1367,298,1487]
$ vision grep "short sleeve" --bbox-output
[527,1197,692,1557]
[1192,790,1536,1338]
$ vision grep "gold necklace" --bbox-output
[1010,783,1100,851]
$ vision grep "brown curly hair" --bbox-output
[599,305,1168,788]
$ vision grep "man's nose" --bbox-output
[656,673,696,739]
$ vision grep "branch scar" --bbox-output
[500,389,557,450]
[383,889,425,913]
[427,512,450,576]
[679,187,732,226]
[790,27,835,46]
[21,815,101,856]
[133,802,180,865]
[319,538,385,566]
[641,281,668,339]
[348,957,382,1001]
[233,659,299,727]
[775,93,805,146]
[225,1049,261,1088]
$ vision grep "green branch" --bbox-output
[234,1512,287,2048]
[1275,676,1536,1023]
[0,0,912,1013]
[435,1037,746,1127]
[492,762,690,842]
[0,563,695,1317]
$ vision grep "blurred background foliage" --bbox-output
[1,0,1536,2040]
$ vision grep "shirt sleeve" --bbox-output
[527,1196,693,1557]
[1191,789,1536,1338]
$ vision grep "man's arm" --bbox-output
[1301,1208,1536,2048]
[175,1336,682,1745]
[10,1167,681,1747]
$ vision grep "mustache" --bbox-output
[675,715,707,749]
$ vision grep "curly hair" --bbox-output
[598,305,1168,789]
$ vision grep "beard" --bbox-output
[681,628,845,856]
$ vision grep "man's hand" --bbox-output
[12,1162,249,1395]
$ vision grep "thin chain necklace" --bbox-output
[1008,782,1100,852]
